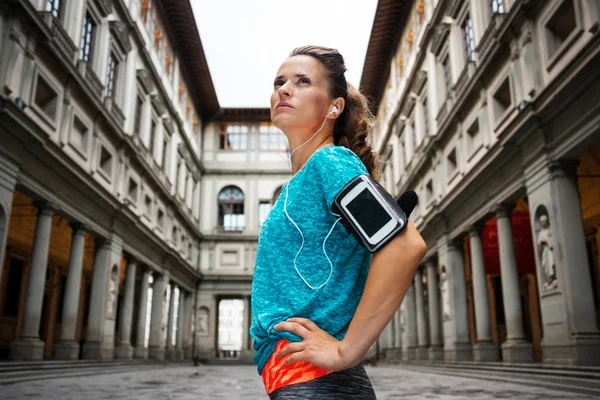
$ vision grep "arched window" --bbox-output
[218,186,245,231]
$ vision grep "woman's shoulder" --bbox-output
[310,145,364,169]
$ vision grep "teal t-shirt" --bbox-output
[250,145,372,375]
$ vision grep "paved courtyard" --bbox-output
[0,365,593,399]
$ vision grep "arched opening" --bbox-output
[217,186,245,232]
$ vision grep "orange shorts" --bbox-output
[261,339,334,395]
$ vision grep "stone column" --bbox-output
[115,258,137,359]
[148,271,169,360]
[0,155,18,284]
[524,160,600,365]
[240,295,253,361]
[426,260,443,360]
[183,292,194,359]
[438,237,472,362]
[469,225,500,361]
[82,236,123,360]
[54,223,86,360]
[175,289,186,359]
[165,283,177,359]
[402,282,418,360]
[496,205,533,362]
[134,267,151,359]
[414,268,429,360]
[9,202,54,360]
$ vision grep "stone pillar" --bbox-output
[414,268,429,360]
[54,223,87,360]
[175,289,186,359]
[134,267,151,359]
[426,260,443,360]
[240,295,253,361]
[148,271,169,360]
[496,205,534,362]
[115,258,137,359]
[183,292,194,359]
[469,225,500,361]
[82,236,123,360]
[9,202,54,360]
[402,283,418,360]
[525,160,600,365]
[438,237,472,362]
[0,155,18,284]
[165,283,177,359]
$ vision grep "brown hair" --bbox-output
[289,45,381,180]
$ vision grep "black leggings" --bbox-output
[268,363,377,399]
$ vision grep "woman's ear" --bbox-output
[328,98,346,119]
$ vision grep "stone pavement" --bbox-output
[0,365,593,399]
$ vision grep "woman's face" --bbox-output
[270,55,332,133]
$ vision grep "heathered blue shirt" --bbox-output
[250,145,372,375]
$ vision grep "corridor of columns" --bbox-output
[0,191,195,361]
[380,143,600,366]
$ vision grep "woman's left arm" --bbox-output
[274,221,427,370]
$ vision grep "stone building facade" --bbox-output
[0,0,216,360]
[366,0,600,365]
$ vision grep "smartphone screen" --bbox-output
[345,188,393,237]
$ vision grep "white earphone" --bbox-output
[332,105,339,114]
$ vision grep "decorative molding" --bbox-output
[109,21,131,53]
[411,70,428,95]
[150,92,166,116]
[431,23,451,56]
[447,0,462,18]
[136,69,154,94]
[401,93,418,117]
[94,0,112,17]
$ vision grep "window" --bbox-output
[545,0,577,58]
[219,124,248,150]
[411,120,418,151]
[157,208,164,230]
[462,14,475,63]
[80,13,96,62]
[175,157,182,193]
[493,77,512,122]
[447,148,457,178]
[259,123,288,151]
[490,0,505,14]
[441,55,452,98]
[161,135,170,171]
[218,186,245,231]
[426,180,434,204]
[99,145,113,177]
[144,195,152,217]
[46,0,63,18]
[466,118,482,156]
[106,52,119,98]
[34,75,59,121]
[133,97,143,137]
[422,98,429,137]
[149,119,157,157]
[70,115,89,153]
[258,201,272,226]
[127,178,138,203]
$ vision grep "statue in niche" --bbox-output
[106,265,118,318]
[440,266,451,321]
[198,307,209,336]
[537,214,557,290]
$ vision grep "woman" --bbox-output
[250,46,427,399]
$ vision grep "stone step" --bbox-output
[384,364,600,397]
[394,360,600,380]
[0,363,169,386]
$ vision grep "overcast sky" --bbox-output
[191,0,378,108]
